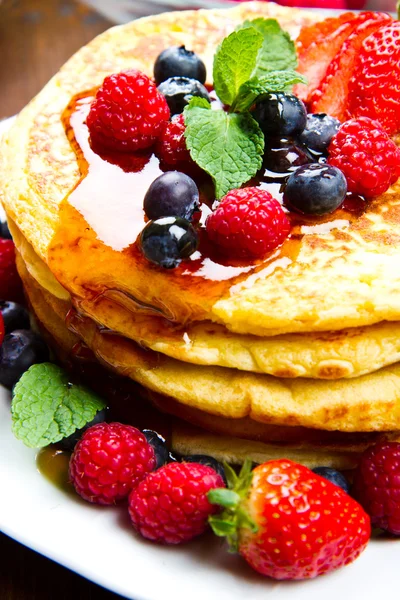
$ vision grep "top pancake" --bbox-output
[2,2,400,337]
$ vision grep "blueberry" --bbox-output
[312,467,350,494]
[154,45,206,86]
[298,113,341,156]
[0,219,12,240]
[283,163,347,216]
[157,77,210,115]
[0,329,49,389]
[140,216,199,269]
[143,429,169,469]
[57,408,108,452]
[0,300,30,334]
[253,93,307,138]
[181,454,226,483]
[263,139,311,179]
[143,171,200,221]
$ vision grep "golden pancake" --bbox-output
[3,1,400,348]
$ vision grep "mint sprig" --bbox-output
[12,363,106,448]
[184,18,306,198]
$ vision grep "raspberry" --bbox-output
[348,22,400,135]
[69,422,156,505]
[128,462,224,544]
[87,70,170,153]
[328,117,400,198]
[353,442,400,535]
[0,239,24,304]
[155,114,191,167]
[206,188,290,258]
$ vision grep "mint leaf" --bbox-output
[213,27,263,107]
[238,18,297,77]
[11,363,106,448]
[186,96,211,110]
[184,106,264,198]
[233,71,308,113]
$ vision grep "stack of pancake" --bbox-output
[2,2,400,470]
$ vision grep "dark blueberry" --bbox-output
[181,454,226,484]
[143,429,169,469]
[253,93,307,138]
[312,466,350,494]
[263,138,311,179]
[140,216,199,269]
[143,171,200,221]
[57,408,108,452]
[154,45,206,86]
[0,300,30,334]
[0,329,49,389]
[298,113,341,156]
[283,163,347,216]
[157,77,210,115]
[0,219,12,240]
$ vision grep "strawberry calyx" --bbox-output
[208,459,257,551]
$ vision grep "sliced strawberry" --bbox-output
[294,12,390,104]
[296,12,355,55]
[309,12,393,119]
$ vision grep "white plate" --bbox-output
[1,118,399,599]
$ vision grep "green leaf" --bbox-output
[213,27,263,107]
[233,71,307,113]
[187,96,211,110]
[209,517,238,537]
[223,461,239,489]
[238,18,298,78]
[11,363,106,448]
[208,488,240,508]
[184,106,264,198]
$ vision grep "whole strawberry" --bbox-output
[128,461,224,544]
[353,442,400,535]
[209,459,370,580]
[69,422,156,505]
[348,22,400,135]
[87,69,170,152]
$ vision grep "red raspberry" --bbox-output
[155,114,191,167]
[0,239,24,304]
[328,117,400,198]
[128,462,224,544]
[69,422,156,505]
[87,70,170,152]
[206,188,290,258]
[348,22,400,135]
[353,442,400,535]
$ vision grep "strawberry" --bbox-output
[348,22,400,135]
[294,12,390,105]
[309,12,393,120]
[209,459,370,580]
[296,12,355,55]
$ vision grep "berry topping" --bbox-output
[296,12,356,56]
[142,429,169,470]
[0,238,24,304]
[252,93,307,138]
[263,139,311,179]
[143,171,200,221]
[180,454,226,484]
[353,442,400,535]
[348,22,400,135]
[209,460,370,580]
[155,113,192,167]
[0,300,30,334]
[140,216,199,269]
[298,113,341,156]
[87,69,170,152]
[328,117,400,198]
[309,12,393,121]
[206,188,290,258]
[283,163,347,215]
[128,461,224,544]
[154,45,206,86]
[157,76,210,115]
[312,466,350,494]
[69,422,156,505]
[0,330,49,389]
[57,408,108,452]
